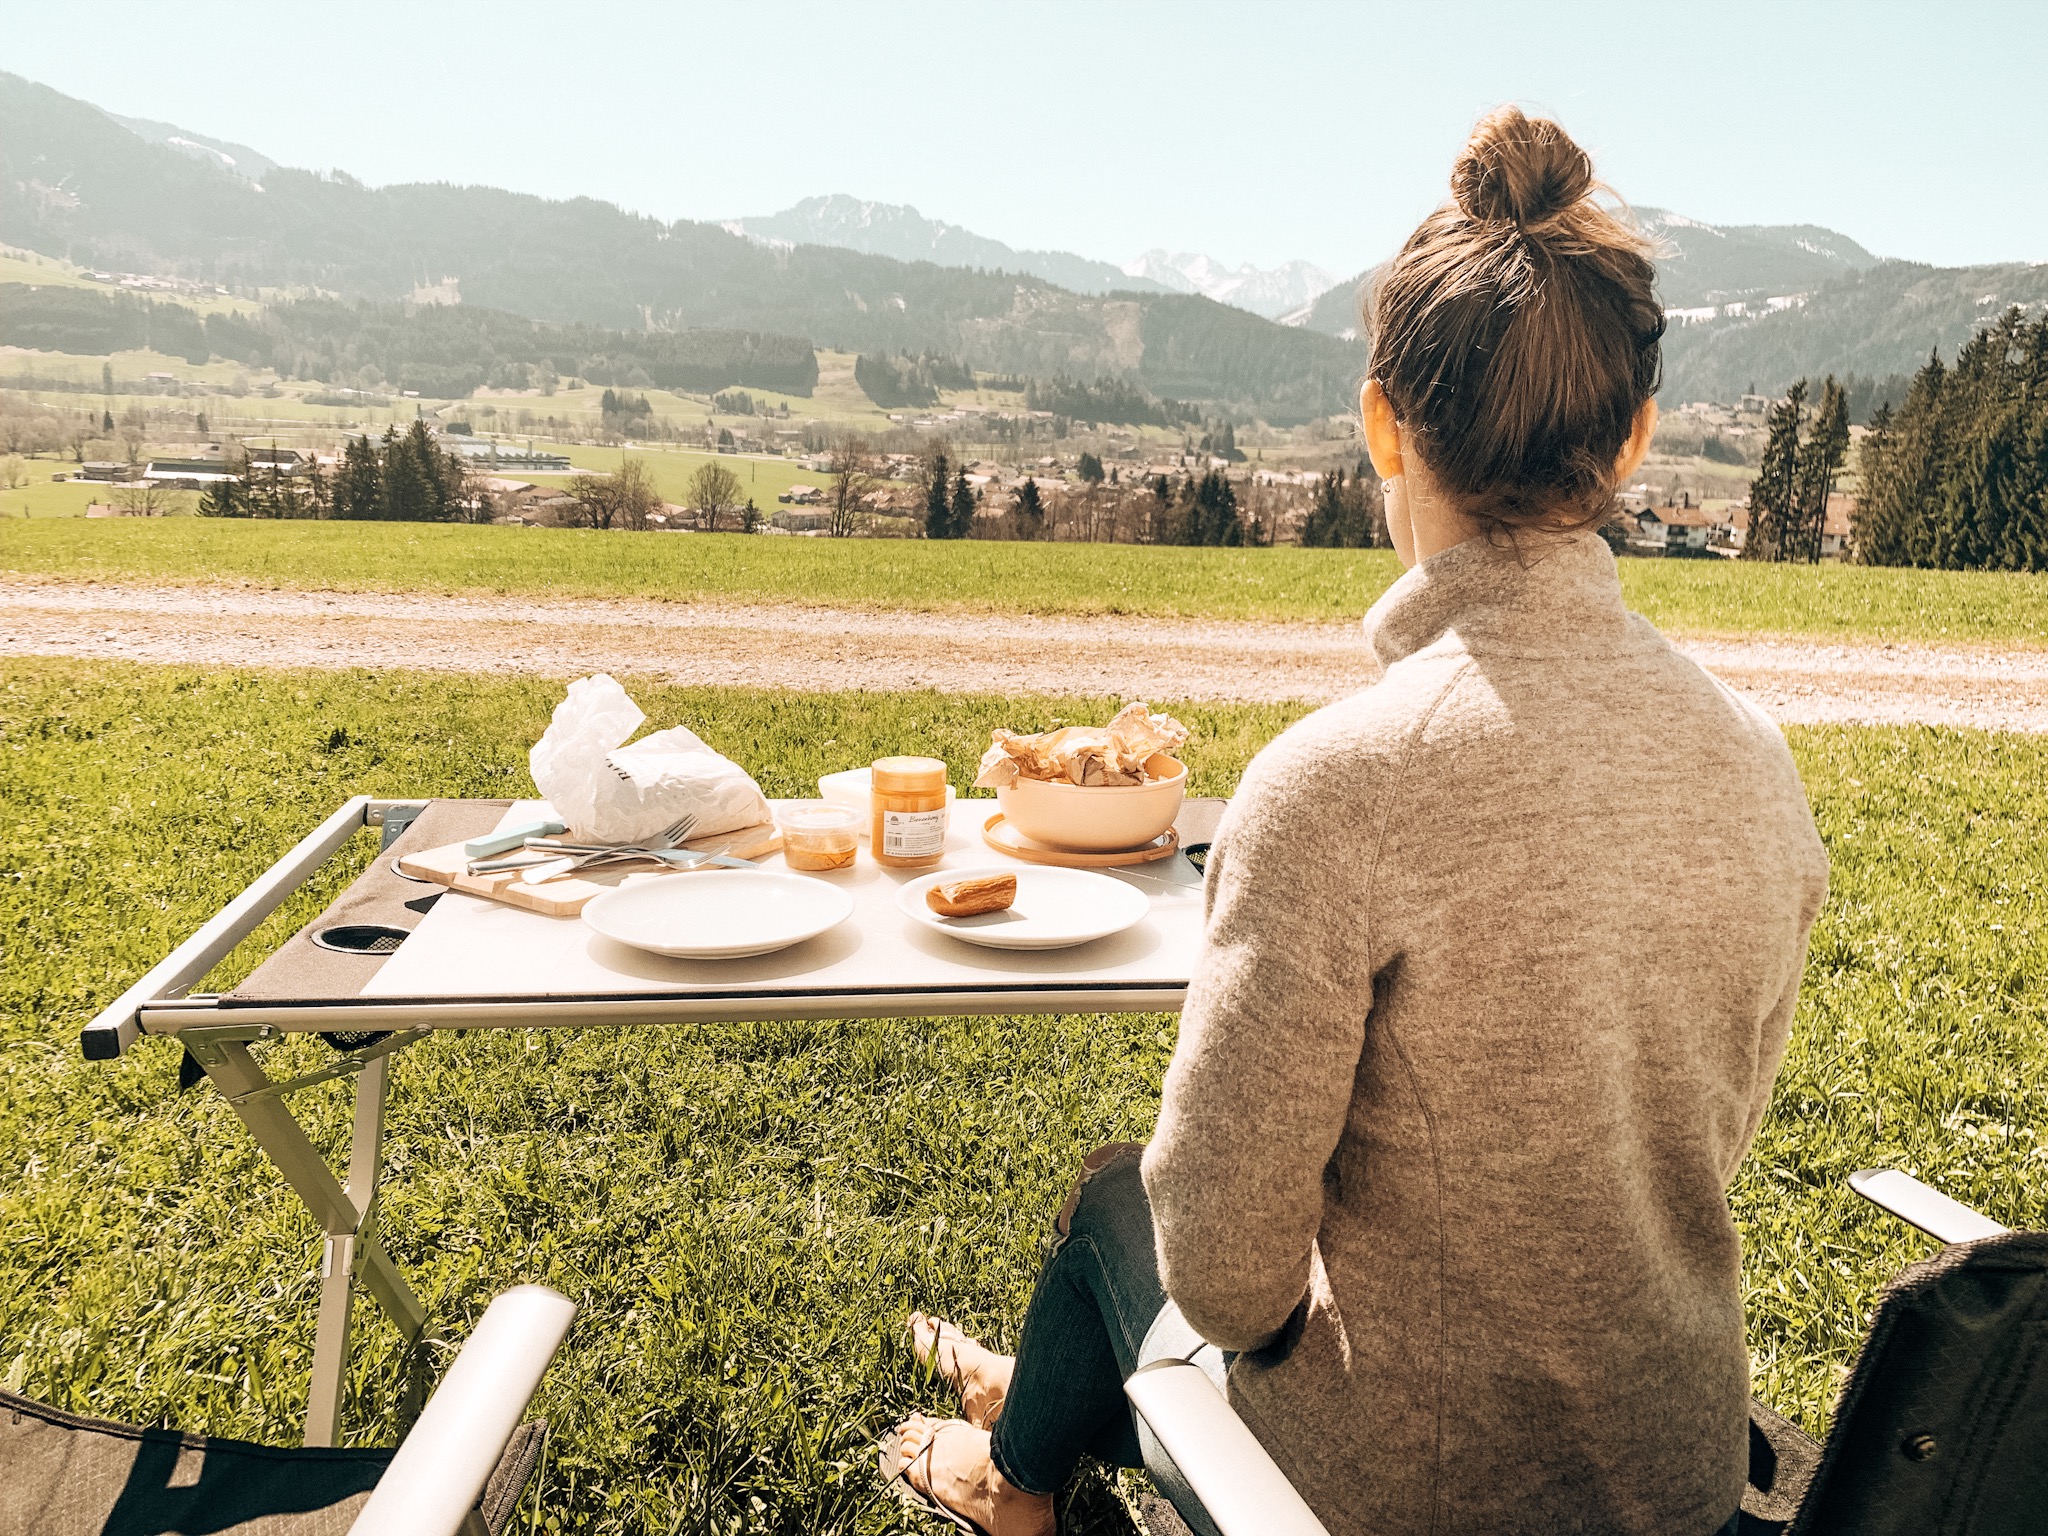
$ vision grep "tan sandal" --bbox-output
[878,1417,985,1534]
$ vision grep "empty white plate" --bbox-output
[896,865,1150,951]
[582,870,854,959]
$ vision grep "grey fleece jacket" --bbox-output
[1143,530,1828,1536]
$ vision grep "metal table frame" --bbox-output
[78,795,1195,1446]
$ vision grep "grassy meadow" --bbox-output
[0,475,107,519]
[2,657,2045,1533]
[3,516,2048,641]
[0,344,1031,450]
[536,444,840,509]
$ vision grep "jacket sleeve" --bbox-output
[1142,735,1382,1353]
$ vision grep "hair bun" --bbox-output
[1451,106,1594,228]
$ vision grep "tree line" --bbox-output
[855,351,975,409]
[198,421,483,521]
[0,285,820,399]
[1743,377,1850,563]
[1852,306,2048,570]
[1022,374,1199,428]
[1300,465,1388,548]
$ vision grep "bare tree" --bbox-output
[687,461,745,532]
[449,458,498,524]
[568,459,662,531]
[112,481,189,517]
[825,434,882,538]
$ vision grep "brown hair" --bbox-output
[1366,106,1664,532]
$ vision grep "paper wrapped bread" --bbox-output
[530,674,771,844]
[973,703,1189,789]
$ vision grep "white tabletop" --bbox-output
[358,799,1207,1018]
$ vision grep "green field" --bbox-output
[0,474,108,519]
[2,659,2045,1533]
[0,246,261,317]
[534,444,844,509]
[2,517,2046,641]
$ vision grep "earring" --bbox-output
[1381,476,1406,523]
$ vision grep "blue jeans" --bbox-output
[986,1144,1226,1530]
[985,1145,1743,1536]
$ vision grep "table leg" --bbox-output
[184,1036,428,1445]
[308,1231,357,1446]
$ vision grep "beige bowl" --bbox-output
[995,754,1187,852]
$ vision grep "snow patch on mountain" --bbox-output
[1120,250,1342,320]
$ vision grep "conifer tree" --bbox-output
[381,424,428,521]
[950,468,976,540]
[924,450,951,538]
[1186,470,1241,545]
[198,466,250,518]
[1012,477,1044,539]
[1895,354,1953,567]
[333,434,383,520]
[1302,469,1347,548]
[1743,381,1806,561]
[1788,376,1848,563]
[1851,403,1900,564]
[404,419,454,521]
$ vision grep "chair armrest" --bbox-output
[349,1285,576,1536]
[1124,1360,1332,1536]
[1849,1169,2010,1245]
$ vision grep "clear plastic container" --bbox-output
[775,801,861,872]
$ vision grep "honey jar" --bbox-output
[870,756,950,869]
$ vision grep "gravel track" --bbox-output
[4,579,2043,730]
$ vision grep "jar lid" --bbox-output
[871,755,948,794]
[776,800,859,831]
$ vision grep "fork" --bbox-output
[470,816,698,876]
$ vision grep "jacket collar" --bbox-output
[1363,530,1653,667]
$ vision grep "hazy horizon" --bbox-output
[2,0,2045,275]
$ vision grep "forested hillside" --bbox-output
[1659,260,2048,406]
[0,73,1360,421]
[0,284,820,396]
[1290,208,2041,408]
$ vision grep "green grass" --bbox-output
[2,658,2045,1532]
[0,247,260,317]
[0,471,108,520]
[3,516,2047,640]
[535,444,843,509]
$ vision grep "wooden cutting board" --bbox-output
[398,821,783,918]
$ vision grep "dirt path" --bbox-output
[4,579,2044,730]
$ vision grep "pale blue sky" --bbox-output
[5,0,2043,274]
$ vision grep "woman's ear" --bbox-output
[1614,397,1659,482]
[1361,379,1404,480]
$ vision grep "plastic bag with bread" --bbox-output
[973,703,1188,789]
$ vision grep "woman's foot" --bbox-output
[888,1413,1054,1536]
[907,1312,1015,1429]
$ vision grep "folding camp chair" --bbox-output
[2,1284,574,1536]
[1125,1170,2048,1536]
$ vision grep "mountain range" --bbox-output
[1291,208,1884,339]
[722,195,1176,300]
[723,195,1338,319]
[1119,250,1340,319]
[0,72,1360,421]
[3,69,2042,418]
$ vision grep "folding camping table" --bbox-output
[79,795,1221,1446]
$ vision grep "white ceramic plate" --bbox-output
[896,865,1150,951]
[582,870,855,959]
